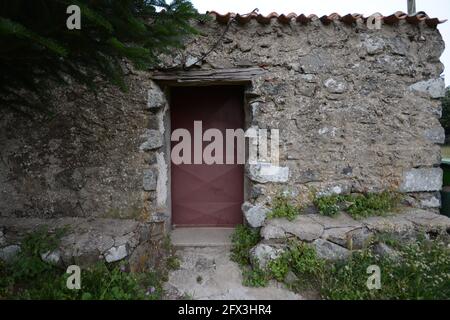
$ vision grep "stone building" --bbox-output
[0,11,449,267]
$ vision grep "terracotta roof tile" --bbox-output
[207,11,446,27]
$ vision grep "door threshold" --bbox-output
[171,227,234,248]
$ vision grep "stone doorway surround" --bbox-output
[148,67,292,232]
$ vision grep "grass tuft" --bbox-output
[0,229,175,300]
[314,191,402,219]
[267,193,300,221]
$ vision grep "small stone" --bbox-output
[299,53,330,74]
[260,224,287,240]
[250,102,260,117]
[363,37,385,55]
[372,243,401,261]
[376,55,412,76]
[300,74,317,83]
[399,168,443,192]
[316,185,346,197]
[0,229,5,247]
[262,215,323,242]
[387,37,409,56]
[296,83,316,97]
[322,227,357,247]
[248,163,289,183]
[238,42,252,52]
[185,55,201,68]
[105,245,128,263]
[249,244,283,269]
[250,185,264,199]
[146,83,166,110]
[143,168,157,191]
[0,245,21,262]
[236,59,253,67]
[408,78,445,99]
[283,270,299,285]
[241,202,270,228]
[347,227,373,250]
[421,197,441,208]
[423,126,445,144]
[323,78,347,94]
[139,129,163,151]
[41,250,62,265]
[313,239,350,261]
[149,212,168,223]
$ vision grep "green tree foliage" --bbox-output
[441,87,450,134]
[0,0,203,113]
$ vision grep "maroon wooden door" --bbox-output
[170,86,244,227]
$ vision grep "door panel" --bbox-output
[170,86,244,227]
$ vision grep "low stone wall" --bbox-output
[247,207,450,267]
[0,70,170,269]
[0,217,166,271]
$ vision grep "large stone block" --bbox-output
[140,129,163,151]
[362,215,415,237]
[408,78,445,99]
[0,245,21,262]
[401,208,450,233]
[249,244,283,269]
[399,168,442,192]
[313,239,350,261]
[146,83,166,110]
[423,126,445,144]
[248,163,289,183]
[241,202,269,228]
[143,168,157,191]
[262,215,323,242]
[105,245,129,263]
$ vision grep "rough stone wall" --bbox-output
[0,67,169,266]
[0,68,168,220]
[157,18,446,210]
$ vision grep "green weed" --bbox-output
[267,193,300,221]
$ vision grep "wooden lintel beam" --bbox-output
[150,67,267,83]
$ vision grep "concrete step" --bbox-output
[171,227,234,248]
